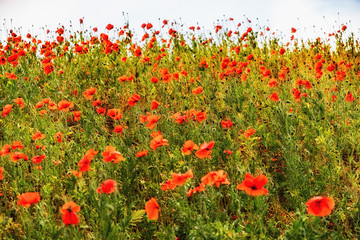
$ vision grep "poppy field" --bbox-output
[0,19,360,239]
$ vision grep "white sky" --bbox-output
[1,0,360,42]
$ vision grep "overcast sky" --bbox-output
[1,0,360,42]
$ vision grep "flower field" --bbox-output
[0,19,359,239]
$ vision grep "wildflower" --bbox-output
[305,196,335,217]
[78,149,98,172]
[195,141,214,159]
[60,202,80,226]
[72,111,81,121]
[345,92,355,102]
[192,86,203,95]
[128,93,141,106]
[17,192,40,207]
[32,130,45,140]
[145,198,160,220]
[97,179,117,194]
[221,120,233,129]
[161,170,193,191]
[236,173,268,196]
[54,132,64,143]
[83,88,96,100]
[136,150,148,158]
[11,141,24,150]
[10,152,28,162]
[32,155,46,164]
[150,135,168,151]
[0,144,11,156]
[107,109,122,120]
[201,170,230,187]
[1,104,13,117]
[57,100,74,111]
[14,98,25,108]
[151,100,160,110]
[114,125,124,134]
[187,183,206,197]
[270,92,279,101]
[181,140,199,155]
[102,146,124,163]
[244,128,256,138]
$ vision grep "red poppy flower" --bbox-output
[14,98,25,108]
[72,111,81,121]
[114,125,124,134]
[0,144,11,156]
[221,120,233,129]
[150,135,169,151]
[306,196,335,217]
[83,88,96,100]
[102,146,124,163]
[97,179,117,194]
[244,128,256,138]
[161,170,193,191]
[194,110,207,122]
[270,92,279,101]
[10,152,28,162]
[0,167,3,180]
[107,109,122,120]
[201,170,230,187]
[32,130,45,140]
[236,173,268,196]
[1,104,13,117]
[151,77,159,83]
[54,132,64,143]
[136,150,148,158]
[181,140,199,155]
[32,155,46,164]
[145,198,160,220]
[17,192,40,207]
[345,92,355,102]
[57,100,74,111]
[11,141,23,150]
[192,86,203,95]
[195,141,214,159]
[151,100,160,110]
[78,149,98,172]
[128,93,141,106]
[106,24,114,31]
[60,202,80,226]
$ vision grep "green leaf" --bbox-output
[130,210,146,226]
